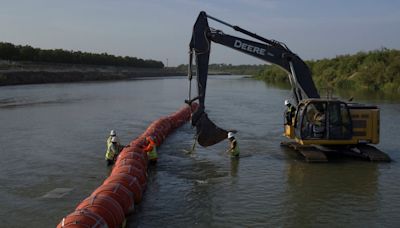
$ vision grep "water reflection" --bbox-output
[259,80,400,102]
[230,158,239,177]
[0,97,82,108]
[283,161,379,227]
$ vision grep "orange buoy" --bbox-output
[125,143,146,153]
[114,158,146,173]
[104,173,143,204]
[57,209,107,228]
[117,151,147,168]
[149,120,170,135]
[110,165,147,189]
[92,183,135,215]
[130,136,147,148]
[76,195,125,228]
[119,146,145,158]
[120,146,146,156]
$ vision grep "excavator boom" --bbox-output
[188,11,319,147]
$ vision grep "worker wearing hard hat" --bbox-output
[144,136,158,164]
[227,132,240,158]
[105,136,121,166]
[107,130,120,149]
[284,99,296,125]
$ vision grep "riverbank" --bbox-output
[0,61,188,86]
[0,61,235,86]
[254,48,400,93]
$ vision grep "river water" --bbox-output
[0,76,399,227]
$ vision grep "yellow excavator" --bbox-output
[185,11,390,162]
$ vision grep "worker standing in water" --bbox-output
[144,136,158,164]
[105,136,121,166]
[227,132,240,158]
[107,130,120,149]
[284,100,296,125]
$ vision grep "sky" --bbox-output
[1,0,399,66]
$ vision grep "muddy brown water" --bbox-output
[0,76,399,227]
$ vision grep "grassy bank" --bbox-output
[255,48,400,93]
[0,41,177,86]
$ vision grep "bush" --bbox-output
[0,42,164,68]
[255,48,400,93]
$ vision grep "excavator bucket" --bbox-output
[191,108,228,147]
[187,11,229,147]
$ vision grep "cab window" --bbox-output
[301,103,327,139]
[327,102,352,139]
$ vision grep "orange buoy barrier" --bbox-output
[114,158,146,172]
[92,183,135,215]
[58,103,198,227]
[104,173,143,204]
[57,209,107,228]
[117,151,147,168]
[76,195,125,228]
[121,145,146,154]
[110,165,147,189]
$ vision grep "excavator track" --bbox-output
[354,144,391,162]
[281,141,328,162]
[281,141,391,162]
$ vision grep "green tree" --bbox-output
[0,41,164,68]
[255,48,400,93]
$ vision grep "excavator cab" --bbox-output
[289,99,353,145]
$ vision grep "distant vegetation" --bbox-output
[2,41,399,92]
[255,48,400,92]
[0,42,164,68]
[175,63,265,75]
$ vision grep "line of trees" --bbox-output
[255,48,400,92]
[175,63,265,75]
[0,42,164,68]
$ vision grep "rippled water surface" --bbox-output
[0,76,399,227]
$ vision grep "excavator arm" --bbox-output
[187,11,320,147]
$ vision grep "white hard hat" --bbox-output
[110,130,116,136]
[228,132,235,139]
[111,136,117,143]
[284,100,290,106]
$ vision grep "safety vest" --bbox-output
[105,143,118,160]
[107,136,120,148]
[230,139,240,157]
[285,105,296,124]
[145,138,158,161]
[106,136,112,149]
[148,145,158,161]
